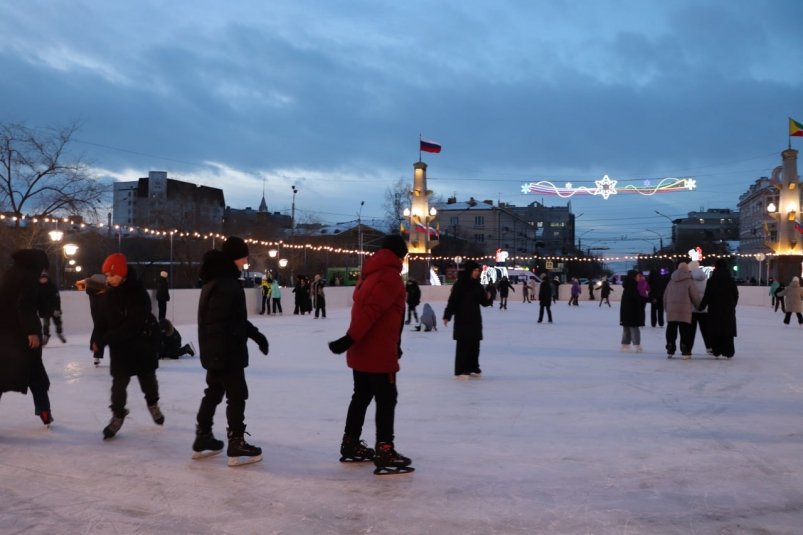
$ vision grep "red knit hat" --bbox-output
[102,253,128,278]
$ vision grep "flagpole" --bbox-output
[789,117,793,150]
[418,133,422,162]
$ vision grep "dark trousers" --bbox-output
[783,311,803,324]
[455,338,481,375]
[499,296,508,309]
[665,321,694,355]
[29,353,51,413]
[406,305,419,323]
[272,297,282,314]
[344,370,397,444]
[110,371,159,417]
[157,300,167,321]
[650,300,664,327]
[775,296,785,313]
[315,296,326,318]
[538,303,552,322]
[260,295,271,314]
[690,312,711,352]
[41,315,63,338]
[196,367,249,434]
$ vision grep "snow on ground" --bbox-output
[2,299,803,534]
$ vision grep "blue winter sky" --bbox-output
[2,0,802,255]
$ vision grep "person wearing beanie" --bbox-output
[194,238,269,466]
[663,261,701,359]
[93,253,165,438]
[327,234,414,474]
[443,260,492,379]
[0,249,55,427]
[155,270,170,321]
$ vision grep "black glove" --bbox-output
[252,332,269,355]
[328,334,354,355]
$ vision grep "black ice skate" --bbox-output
[192,426,224,459]
[148,404,165,425]
[373,442,414,475]
[227,428,262,467]
[39,409,54,428]
[339,434,375,463]
[57,332,66,343]
[103,410,129,440]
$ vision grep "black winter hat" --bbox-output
[381,234,408,259]
[222,236,249,261]
[463,260,481,272]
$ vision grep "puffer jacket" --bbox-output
[663,265,700,323]
[345,249,406,373]
[197,250,260,371]
[690,265,708,313]
[93,268,159,377]
[778,278,803,313]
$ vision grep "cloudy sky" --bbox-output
[2,0,802,254]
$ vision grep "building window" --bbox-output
[474,216,485,226]
[450,216,459,226]
[474,233,485,243]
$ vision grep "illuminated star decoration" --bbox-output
[521,176,696,199]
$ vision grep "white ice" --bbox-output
[2,297,803,534]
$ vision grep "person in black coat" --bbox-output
[194,237,269,465]
[647,268,669,327]
[619,270,646,351]
[699,258,739,358]
[405,279,421,324]
[156,271,170,320]
[157,319,195,359]
[37,271,66,345]
[76,274,107,366]
[0,249,54,426]
[443,260,492,378]
[497,276,515,310]
[93,253,164,439]
[537,273,553,322]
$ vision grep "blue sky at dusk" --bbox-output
[2,0,802,255]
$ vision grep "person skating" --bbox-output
[414,303,438,331]
[688,261,712,354]
[568,278,581,306]
[521,278,530,303]
[405,279,421,324]
[497,276,515,309]
[0,249,55,427]
[537,273,553,323]
[647,268,668,326]
[93,253,164,439]
[443,260,493,379]
[619,270,646,352]
[599,279,613,307]
[778,276,803,325]
[328,234,414,475]
[270,278,283,314]
[37,271,66,345]
[195,237,269,466]
[312,273,326,318]
[259,277,271,315]
[699,258,739,358]
[155,270,170,321]
[663,262,701,359]
[76,274,108,366]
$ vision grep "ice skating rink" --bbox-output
[2,299,802,534]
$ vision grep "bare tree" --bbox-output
[383,178,410,233]
[0,122,106,223]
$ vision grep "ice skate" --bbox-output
[57,332,66,343]
[339,434,375,463]
[187,342,196,357]
[103,410,129,439]
[620,344,629,352]
[93,357,101,366]
[469,372,482,378]
[192,426,224,459]
[227,428,262,466]
[42,334,49,346]
[373,442,414,475]
[633,345,643,353]
[148,404,165,425]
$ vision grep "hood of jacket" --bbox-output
[362,248,402,279]
[690,267,707,282]
[11,249,49,274]
[199,249,240,284]
[671,265,691,283]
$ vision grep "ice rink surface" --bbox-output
[2,299,803,534]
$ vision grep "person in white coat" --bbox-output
[778,276,803,325]
[688,261,711,354]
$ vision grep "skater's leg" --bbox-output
[632,327,641,347]
[344,370,374,439]
[222,368,248,435]
[621,327,632,345]
[41,316,51,343]
[454,339,472,376]
[196,371,225,431]
[372,372,398,444]
[467,340,481,374]
[158,300,167,321]
[110,373,131,416]
[136,370,160,407]
[679,322,694,355]
[538,304,545,322]
[28,354,51,414]
[665,322,678,354]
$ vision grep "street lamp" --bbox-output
[577,229,594,252]
[48,230,64,288]
[643,229,664,252]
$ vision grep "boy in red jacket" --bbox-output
[328,234,414,475]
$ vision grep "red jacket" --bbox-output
[346,249,405,373]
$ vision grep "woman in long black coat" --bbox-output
[0,249,53,426]
[443,261,492,378]
[699,258,739,358]
[619,270,646,351]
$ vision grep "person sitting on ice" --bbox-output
[158,319,195,359]
[414,303,438,332]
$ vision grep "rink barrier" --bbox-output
[54,284,774,333]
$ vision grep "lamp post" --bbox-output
[644,229,664,252]
[48,230,64,288]
[268,247,279,283]
[577,229,594,253]
[654,210,676,250]
[754,253,766,286]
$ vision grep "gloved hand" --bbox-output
[328,334,354,355]
[53,310,62,318]
[252,332,269,355]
